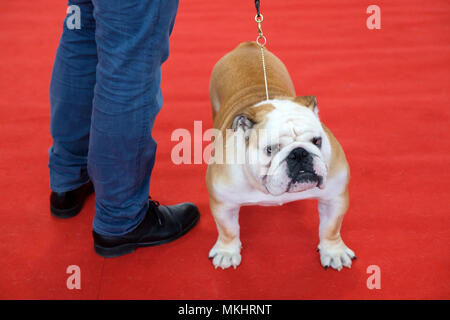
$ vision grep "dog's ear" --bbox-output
[231,114,255,132]
[294,95,318,117]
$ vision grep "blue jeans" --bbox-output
[49,0,179,236]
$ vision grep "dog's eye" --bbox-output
[312,137,322,148]
[265,145,278,156]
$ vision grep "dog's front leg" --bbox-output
[208,197,242,270]
[317,188,356,271]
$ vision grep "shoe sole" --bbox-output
[93,210,200,258]
[50,183,95,219]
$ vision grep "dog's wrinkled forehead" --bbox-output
[253,99,322,143]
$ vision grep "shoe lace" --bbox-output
[149,196,163,226]
[149,196,160,207]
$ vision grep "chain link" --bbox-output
[255,10,269,101]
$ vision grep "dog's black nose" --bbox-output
[287,147,309,162]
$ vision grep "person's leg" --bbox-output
[89,0,179,236]
[49,0,97,192]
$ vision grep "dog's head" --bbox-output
[231,97,329,196]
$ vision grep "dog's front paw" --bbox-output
[317,240,356,271]
[208,240,242,270]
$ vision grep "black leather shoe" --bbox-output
[50,181,94,219]
[93,198,200,258]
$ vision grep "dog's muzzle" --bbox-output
[286,147,324,189]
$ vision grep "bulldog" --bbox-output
[206,41,356,271]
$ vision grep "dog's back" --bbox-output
[209,41,296,123]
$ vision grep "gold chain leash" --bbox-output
[255,12,269,101]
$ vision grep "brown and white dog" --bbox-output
[206,41,355,271]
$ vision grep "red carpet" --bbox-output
[0,0,449,299]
